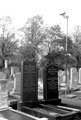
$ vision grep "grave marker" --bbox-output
[58,70,70,86]
[70,68,79,87]
[58,70,65,86]
[43,64,59,100]
[79,68,81,83]
[12,72,21,95]
[0,79,8,109]
[21,59,38,102]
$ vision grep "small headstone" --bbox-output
[70,68,79,87]
[79,68,81,83]
[13,72,21,95]
[0,79,8,109]
[8,79,14,93]
[58,70,70,86]
[21,59,38,102]
[58,70,64,86]
[43,65,58,100]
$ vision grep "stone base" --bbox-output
[40,98,61,105]
[17,101,39,111]
[20,101,81,120]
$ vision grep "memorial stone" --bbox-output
[43,64,59,100]
[70,68,79,86]
[58,70,70,87]
[58,70,65,86]
[79,68,81,84]
[21,59,38,103]
[10,72,21,95]
[0,79,8,109]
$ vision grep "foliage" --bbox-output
[0,16,18,61]
[19,44,36,60]
[1,34,18,59]
[19,15,46,62]
[21,15,44,46]
[18,16,81,69]
[72,25,81,68]
[72,26,81,44]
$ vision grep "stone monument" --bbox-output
[21,59,38,104]
[43,64,61,104]
[0,79,8,109]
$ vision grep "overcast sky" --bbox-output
[0,0,81,33]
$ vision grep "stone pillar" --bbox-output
[70,68,73,88]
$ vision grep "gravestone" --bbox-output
[58,70,65,86]
[13,72,21,94]
[79,68,81,83]
[70,68,79,87]
[10,72,21,95]
[58,70,70,87]
[8,79,14,94]
[0,79,8,109]
[43,64,60,102]
[21,59,38,103]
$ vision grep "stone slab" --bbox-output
[0,108,41,120]
[60,95,81,108]
[65,94,77,98]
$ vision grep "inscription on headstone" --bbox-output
[43,65,58,100]
[21,59,38,102]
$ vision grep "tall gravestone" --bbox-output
[21,59,38,103]
[43,64,61,104]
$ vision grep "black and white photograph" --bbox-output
[0,0,81,119]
